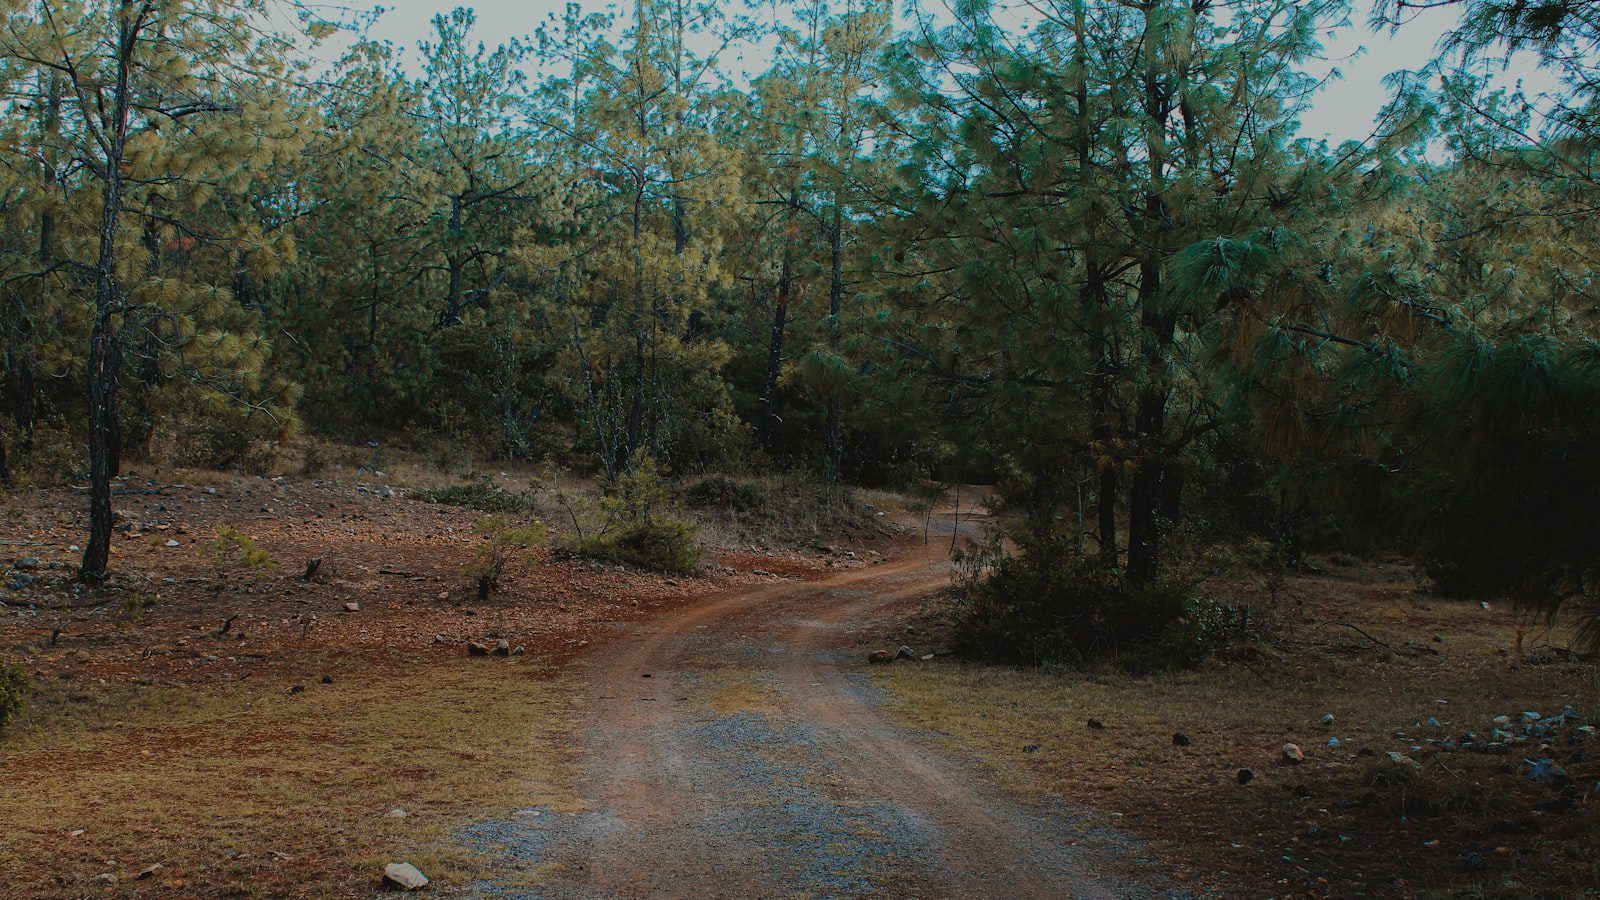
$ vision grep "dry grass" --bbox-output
[872,559,1600,896]
[0,660,581,897]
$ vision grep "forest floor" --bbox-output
[1,457,1597,897]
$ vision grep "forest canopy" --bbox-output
[2,0,1598,647]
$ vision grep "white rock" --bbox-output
[164,539,180,547]
[382,862,429,891]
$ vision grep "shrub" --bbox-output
[566,451,702,574]
[206,527,273,569]
[122,592,159,621]
[953,524,1234,671]
[683,474,763,511]
[0,660,29,731]
[414,480,536,514]
[465,514,547,599]
[573,519,702,575]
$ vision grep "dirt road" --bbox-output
[456,534,1174,898]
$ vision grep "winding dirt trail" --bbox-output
[458,516,1174,898]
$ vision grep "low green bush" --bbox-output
[573,518,702,575]
[954,524,1240,672]
[683,474,763,511]
[414,480,535,514]
[465,514,547,599]
[0,659,29,731]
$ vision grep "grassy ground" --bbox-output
[0,451,885,896]
[0,658,580,897]
[872,558,1600,897]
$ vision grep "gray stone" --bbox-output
[344,601,361,613]
[492,639,511,656]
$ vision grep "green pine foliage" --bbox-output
[0,0,1596,651]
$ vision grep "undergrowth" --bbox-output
[0,660,28,731]
[414,480,537,514]
[953,524,1251,672]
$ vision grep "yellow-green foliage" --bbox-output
[0,660,28,732]
[121,593,159,622]
[205,527,273,570]
[465,514,547,598]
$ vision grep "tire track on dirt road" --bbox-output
[458,527,1176,898]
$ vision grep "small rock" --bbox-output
[383,808,409,819]
[344,601,361,613]
[467,641,490,657]
[288,684,305,695]
[1087,718,1105,730]
[1526,757,1565,783]
[1479,601,1491,610]
[13,557,39,570]
[436,591,449,600]
[510,645,525,656]
[1282,743,1305,764]
[433,634,445,644]
[492,640,511,656]
[164,539,180,547]
[919,653,934,661]
[382,861,429,891]
[1386,751,1421,768]
[136,863,162,880]
[92,872,118,885]
[1172,733,1191,747]
[895,645,916,660]
[1237,768,1256,785]
[1320,713,1335,727]
[1022,744,1041,753]
[6,573,33,590]
[320,675,333,685]
[868,649,894,665]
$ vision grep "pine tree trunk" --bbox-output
[80,11,135,586]
[822,202,843,483]
[757,249,794,452]
[625,190,646,468]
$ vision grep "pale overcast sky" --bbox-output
[341,0,1558,145]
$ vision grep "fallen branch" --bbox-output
[1320,620,1392,650]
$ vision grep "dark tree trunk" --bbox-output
[822,202,844,483]
[625,191,646,468]
[81,13,135,586]
[1098,464,1118,568]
